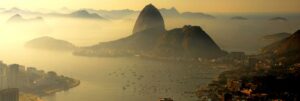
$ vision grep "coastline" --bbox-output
[40,79,81,96]
[22,79,80,101]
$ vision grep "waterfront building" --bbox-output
[7,64,20,88]
[0,62,8,90]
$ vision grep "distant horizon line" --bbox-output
[1,6,300,15]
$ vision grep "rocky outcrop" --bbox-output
[154,25,226,58]
[132,4,165,33]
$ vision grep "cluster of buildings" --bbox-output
[198,50,300,101]
[0,61,47,101]
[0,61,24,101]
[0,60,79,101]
[0,61,45,90]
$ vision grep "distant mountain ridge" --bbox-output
[181,12,216,19]
[263,32,291,42]
[1,7,215,20]
[7,14,44,23]
[159,7,180,16]
[231,16,248,20]
[269,17,288,21]
[2,7,42,15]
[85,9,138,19]
[85,7,215,20]
[69,10,106,19]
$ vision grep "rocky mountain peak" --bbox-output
[132,4,165,33]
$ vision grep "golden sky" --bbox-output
[0,0,300,13]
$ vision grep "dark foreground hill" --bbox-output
[198,30,300,100]
[263,30,300,64]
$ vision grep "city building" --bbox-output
[248,57,259,68]
[0,62,8,90]
[8,64,20,88]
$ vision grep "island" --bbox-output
[25,36,77,51]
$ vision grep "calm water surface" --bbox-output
[0,47,226,101]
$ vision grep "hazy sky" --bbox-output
[0,0,300,13]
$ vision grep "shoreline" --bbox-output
[40,79,81,96]
[22,79,80,101]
